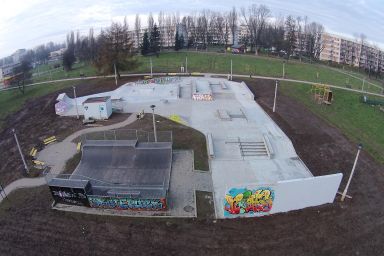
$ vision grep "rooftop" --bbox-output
[70,140,172,199]
[83,96,111,104]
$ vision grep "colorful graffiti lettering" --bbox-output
[88,196,167,211]
[224,187,274,216]
[192,93,213,101]
[52,190,86,199]
[50,187,90,206]
[55,101,69,114]
[136,76,181,85]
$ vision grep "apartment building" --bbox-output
[320,32,384,72]
[129,23,237,50]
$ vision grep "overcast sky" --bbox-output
[0,0,383,58]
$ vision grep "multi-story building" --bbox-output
[320,32,384,72]
[0,62,20,81]
[129,23,237,50]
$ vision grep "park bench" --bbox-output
[33,160,45,169]
[29,147,37,158]
[77,142,82,152]
[43,136,57,145]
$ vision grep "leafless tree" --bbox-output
[94,20,136,76]
[224,14,230,47]
[306,22,324,61]
[158,11,165,49]
[241,4,270,55]
[165,14,173,49]
[228,7,237,45]
[134,14,141,48]
[148,13,154,34]
[214,13,225,46]
[196,10,209,49]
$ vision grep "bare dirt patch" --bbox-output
[0,77,140,186]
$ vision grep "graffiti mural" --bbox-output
[49,186,90,206]
[136,76,181,85]
[55,101,69,115]
[88,196,167,211]
[192,93,213,101]
[224,187,274,217]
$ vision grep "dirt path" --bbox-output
[0,78,383,255]
[0,114,137,204]
[0,77,140,186]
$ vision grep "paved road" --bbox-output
[0,114,137,204]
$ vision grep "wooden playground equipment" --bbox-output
[311,84,333,105]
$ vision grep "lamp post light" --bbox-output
[273,80,279,113]
[150,105,157,142]
[185,56,188,73]
[73,86,79,119]
[12,129,29,174]
[114,63,118,86]
[150,57,153,78]
[341,143,363,202]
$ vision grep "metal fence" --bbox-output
[81,129,173,143]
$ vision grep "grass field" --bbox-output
[279,81,384,164]
[29,52,383,94]
[32,62,97,83]
[131,52,383,94]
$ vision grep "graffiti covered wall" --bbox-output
[49,186,90,206]
[88,196,167,211]
[192,93,213,101]
[224,187,274,217]
[136,76,181,85]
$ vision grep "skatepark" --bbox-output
[52,76,343,218]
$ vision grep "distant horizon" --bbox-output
[1,0,383,58]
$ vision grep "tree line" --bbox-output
[3,3,378,92]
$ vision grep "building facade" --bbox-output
[320,32,384,72]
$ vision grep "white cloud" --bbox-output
[0,0,383,58]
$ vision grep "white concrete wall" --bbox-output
[221,173,343,218]
[106,99,113,117]
[271,173,343,214]
[83,100,112,120]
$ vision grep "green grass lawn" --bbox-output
[30,52,383,95]
[0,80,81,128]
[32,62,98,83]
[131,52,383,94]
[280,81,384,164]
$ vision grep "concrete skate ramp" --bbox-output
[72,141,172,190]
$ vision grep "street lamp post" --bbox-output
[150,57,153,78]
[114,63,118,86]
[185,56,188,73]
[273,80,279,113]
[150,105,158,142]
[230,59,233,81]
[12,128,29,174]
[341,144,363,201]
[73,86,79,119]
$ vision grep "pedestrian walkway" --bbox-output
[0,114,137,204]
